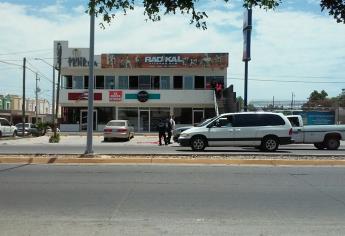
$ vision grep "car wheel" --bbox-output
[261,136,279,152]
[12,130,17,137]
[104,137,109,142]
[0,131,2,138]
[325,137,340,150]
[191,136,207,151]
[314,142,325,150]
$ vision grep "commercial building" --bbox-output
[56,41,237,132]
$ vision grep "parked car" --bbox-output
[0,118,17,138]
[15,123,43,137]
[287,115,345,150]
[178,112,293,152]
[173,118,215,143]
[103,120,135,141]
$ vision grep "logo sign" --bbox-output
[242,8,252,62]
[67,48,98,67]
[137,91,149,103]
[101,53,228,69]
[109,91,122,102]
[68,92,102,101]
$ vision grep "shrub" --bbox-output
[49,133,60,143]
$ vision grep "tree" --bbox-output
[309,90,328,101]
[87,0,345,29]
[303,90,332,110]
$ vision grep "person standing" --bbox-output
[157,119,167,146]
[167,115,175,144]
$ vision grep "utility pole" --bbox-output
[85,1,95,155]
[54,43,62,137]
[22,57,26,137]
[52,63,56,132]
[35,73,40,124]
[242,8,252,112]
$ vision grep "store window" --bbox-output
[173,76,183,89]
[151,76,160,90]
[97,107,115,124]
[150,108,170,132]
[95,76,105,89]
[129,76,138,89]
[160,76,170,89]
[204,108,216,119]
[184,76,193,90]
[174,108,192,124]
[118,76,128,89]
[72,76,83,89]
[194,76,205,89]
[105,76,115,89]
[206,76,224,89]
[84,76,89,89]
[118,108,138,131]
[64,76,72,89]
[62,107,81,124]
[139,75,151,89]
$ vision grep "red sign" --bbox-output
[109,90,122,102]
[68,92,102,101]
[101,53,228,69]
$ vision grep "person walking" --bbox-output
[167,115,175,144]
[157,119,167,146]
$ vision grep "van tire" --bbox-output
[261,136,279,152]
[325,137,340,150]
[0,131,2,138]
[13,130,17,137]
[191,136,207,151]
[314,142,325,150]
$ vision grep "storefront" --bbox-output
[56,41,229,132]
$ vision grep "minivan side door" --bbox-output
[0,119,10,136]
[207,115,235,147]
[232,114,261,146]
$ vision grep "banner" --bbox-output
[109,91,122,102]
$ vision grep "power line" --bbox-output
[0,48,51,56]
[229,77,345,84]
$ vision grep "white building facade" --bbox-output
[55,41,229,132]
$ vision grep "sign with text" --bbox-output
[101,53,228,69]
[109,90,123,102]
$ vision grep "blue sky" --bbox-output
[0,0,344,104]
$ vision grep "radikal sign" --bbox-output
[137,91,149,103]
[101,53,228,69]
[109,91,122,102]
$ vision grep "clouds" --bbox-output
[0,0,344,102]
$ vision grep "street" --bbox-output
[1,135,345,155]
[0,164,345,236]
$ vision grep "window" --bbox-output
[206,76,224,89]
[139,75,151,89]
[129,76,138,89]
[183,76,193,89]
[160,76,170,89]
[174,108,192,124]
[234,114,285,127]
[118,76,128,89]
[151,76,160,89]
[72,76,83,89]
[173,76,183,89]
[194,76,205,89]
[95,76,105,89]
[118,108,138,131]
[84,76,89,89]
[98,107,115,124]
[288,117,300,127]
[64,76,72,89]
[105,76,115,89]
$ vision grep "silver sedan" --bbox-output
[103,120,134,141]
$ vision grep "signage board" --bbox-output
[109,91,122,102]
[242,8,252,61]
[137,91,149,102]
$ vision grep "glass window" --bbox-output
[204,108,216,119]
[62,107,81,124]
[139,75,151,89]
[195,76,205,89]
[151,76,160,89]
[118,76,128,89]
[118,108,138,131]
[206,76,224,89]
[233,114,285,127]
[84,76,89,89]
[174,108,192,124]
[183,76,193,90]
[97,107,115,124]
[105,76,115,89]
[64,76,72,89]
[72,76,83,89]
[173,76,183,89]
[150,108,170,132]
[129,76,138,89]
[160,76,170,89]
[95,76,105,89]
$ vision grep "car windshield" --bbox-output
[196,117,217,127]
[107,121,126,127]
[15,123,29,128]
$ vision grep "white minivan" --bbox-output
[0,118,17,138]
[178,112,293,152]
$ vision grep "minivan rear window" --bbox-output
[234,114,285,127]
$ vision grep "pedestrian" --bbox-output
[157,119,167,146]
[167,115,175,144]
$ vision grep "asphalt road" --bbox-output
[1,138,345,156]
[0,164,345,236]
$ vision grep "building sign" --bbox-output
[137,91,149,103]
[68,49,98,67]
[109,90,122,102]
[101,53,228,69]
[68,92,102,101]
[292,111,335,125]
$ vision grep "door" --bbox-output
[80,110,97,131]
[193,110,204,125]
[139,110,149,132]
[208,115,235,147]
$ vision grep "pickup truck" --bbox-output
[287,115,345,150]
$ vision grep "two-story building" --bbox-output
[55,41,236,132]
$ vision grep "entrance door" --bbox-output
[80,110,97,131]
[193,110,204,125]
[139,110,150,132]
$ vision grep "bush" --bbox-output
[49,133,60,143]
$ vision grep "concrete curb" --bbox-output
[1,155,345,166]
